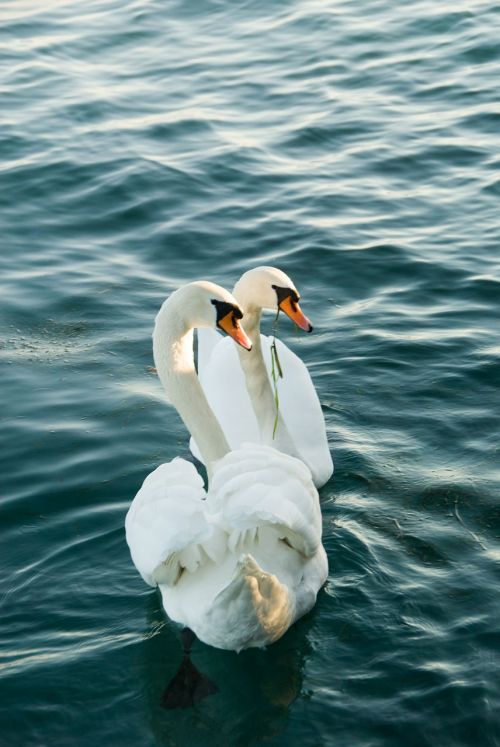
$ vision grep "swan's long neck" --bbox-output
[236,307,298,455]
[153,297,229,478]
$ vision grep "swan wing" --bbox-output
[261,335,333,487]
[190,334,260,462]
[196,327,222,371]
[125,458,222,588]
[209,444,322,558]
[194,331,333,488]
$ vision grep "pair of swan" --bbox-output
[126,267,332,652]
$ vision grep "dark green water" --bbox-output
[1,1,499,745]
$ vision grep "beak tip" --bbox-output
[238,336,252,351]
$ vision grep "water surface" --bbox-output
[1,1,499,745]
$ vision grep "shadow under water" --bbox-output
[137,593,313,747]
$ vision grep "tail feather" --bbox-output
[203,554,293,650]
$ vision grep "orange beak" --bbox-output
[279,296,313,332]
[218,311,252,350]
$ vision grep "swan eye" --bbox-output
[211,299,242,326]
[211,299,252,349]
[271,285,312,333]
[271,284,300,308]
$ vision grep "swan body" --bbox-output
[192,267,333,488]
[125,282,328,651]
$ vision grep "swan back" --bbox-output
[127,445,328,651]
[209,444,322,558]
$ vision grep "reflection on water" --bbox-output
[138,594,311,746]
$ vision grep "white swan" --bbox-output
[192,267,333,488]
[125,281,328,651]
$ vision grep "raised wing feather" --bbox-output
[125,458,222,587]
[261,335,333,487]
[191,334,260,461]
[193,331,333,487]
[209,444,322,558]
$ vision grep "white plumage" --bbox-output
[194,332,333,488]
[125,281,328,651]
[192,267,333,488]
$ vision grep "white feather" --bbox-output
[125,282,329,651]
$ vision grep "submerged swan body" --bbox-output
[192,267,333,488]
[125,281,328,651]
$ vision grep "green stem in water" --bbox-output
[270,309,283,438]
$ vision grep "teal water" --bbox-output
[1,0,500,744]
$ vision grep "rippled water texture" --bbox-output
[1,1,500,745]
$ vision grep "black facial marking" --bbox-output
[211,299,243,329]
[272,284,300,307]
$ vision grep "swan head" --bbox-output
[233,267,313,332]
[159,281,252,350]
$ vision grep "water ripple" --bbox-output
[1,0,500,745]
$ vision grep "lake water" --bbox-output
[1,1,499,745]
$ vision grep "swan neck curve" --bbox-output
[234,308,298,454]
[153,291,230,478]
